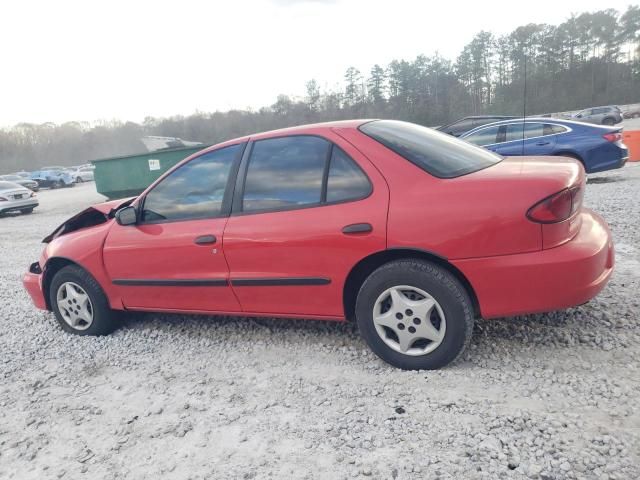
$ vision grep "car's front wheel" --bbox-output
[49,265,119,336]
[355,259,474,370]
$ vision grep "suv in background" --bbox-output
[436,115,518,137]
[572,106,622,126]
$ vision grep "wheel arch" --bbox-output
[343,248,481,321]
[42,257,84,310]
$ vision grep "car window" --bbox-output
[592,107,608,115]
[450,119,474,132]
[242,136,329,212]
[504,123,545,142]
[543,124,567,135]
[361,120,501,178]
[326,146,371,203]
[464,125,501,146]
[141,144,240,222]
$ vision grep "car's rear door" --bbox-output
[222,131,388,319]
[103,143,245,313]
[491,122,557,156]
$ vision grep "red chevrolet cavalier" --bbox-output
[23,120,614,369]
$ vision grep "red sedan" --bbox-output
[23,120,614,369]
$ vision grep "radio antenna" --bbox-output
[522,46,527,155]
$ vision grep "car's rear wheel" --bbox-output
[355,259,474,370]
[49,265,119,336]
[21,208,34,214]
[76,177,83,183]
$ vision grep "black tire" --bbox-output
[355,259,474,370]
[21,208,34,214]
[49,265,119,336]
[56,180,65,188]
[76,177,83,183]
[602,117,615,126]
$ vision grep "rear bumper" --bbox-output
[0,200,38,213]
[23,262,47,310]
[453,210,613,318]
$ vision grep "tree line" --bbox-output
[1,6,639,173]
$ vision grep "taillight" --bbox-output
[603,132,622,142]
[527,186,582,224]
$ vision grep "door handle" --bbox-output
[536,141,550,146]
[342,223,373,234]
[194,234,217,245]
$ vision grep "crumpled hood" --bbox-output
[90,197,136,215]
[42,197,136,243]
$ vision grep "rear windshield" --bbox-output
[360,120,502,178]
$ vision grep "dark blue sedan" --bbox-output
[461,118,628,173]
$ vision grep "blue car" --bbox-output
[461,118,628,174]
[30,169,75,189]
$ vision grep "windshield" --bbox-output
[360,120,502,178]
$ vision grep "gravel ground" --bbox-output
[1,166,639,480]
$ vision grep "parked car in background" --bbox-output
[71,165,95,183]
[623,106,640,119]
[23,120,614,370]
[571,106,622,126]
[0,181,38,215]
[461,118,627,173]
[30,169,75,189]
[436,115,518,137]
[0,174,39,191]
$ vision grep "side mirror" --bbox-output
[115,206,137,226]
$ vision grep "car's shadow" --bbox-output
[117,302,622,364]
[587,176,626,184]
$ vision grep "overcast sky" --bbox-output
[0,0,634,127]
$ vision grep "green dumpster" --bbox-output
[91,145,208,199]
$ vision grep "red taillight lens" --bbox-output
[603,132,622,142]
[527,185,582,224]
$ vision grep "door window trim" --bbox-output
[230,134,373,217]
[467,122,572,147]
[136,142,247,225]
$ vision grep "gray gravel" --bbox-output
[1,166,639,480]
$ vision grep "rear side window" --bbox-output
[361,120,501,178]
[242,136,328,212]
[326,147,371,202]
[543,124,567,135]
[141,144,240,222]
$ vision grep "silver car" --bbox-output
[0,174,40,191]
[71,165,95,183]
[0,181,39,215]
[572,106,623,126]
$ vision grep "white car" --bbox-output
[72,165,95,183]
[0,181,38,215]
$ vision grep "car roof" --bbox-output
[196,119,375,153]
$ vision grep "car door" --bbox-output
[222,132,388,318]
[490,122,557,156]
[103,143,245,313]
